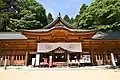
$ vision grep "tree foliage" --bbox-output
[72,4,88,27]
[0,0,22,12]
[0,0,48,32]
[47,12,53,24]
[64,15,71,24]
[79,4,88,14]
[76,0,120,31]
[0,0,10,31]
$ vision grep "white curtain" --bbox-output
[35,54,40,66]
[37,43,82,53]
[111,53,116,67]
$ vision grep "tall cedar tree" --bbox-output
[64,15,71,24]
[47,12,54,24]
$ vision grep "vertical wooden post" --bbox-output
[102,41,104,65]
[91,54,94,66]
[103,54,105,65]
[25,52,28,66]
[11,55,14,65]
[22,55,23,60]
[90,40,93,66]
[25,42,29,66]
[104,55,107,65]
[11,42,16,66]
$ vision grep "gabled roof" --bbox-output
[22,14,96,38]
[43,16,77,29]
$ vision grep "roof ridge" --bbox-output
[43,15,77,29]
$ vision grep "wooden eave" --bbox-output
[22,28,96,39]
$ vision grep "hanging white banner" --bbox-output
[37,43,82,53]
[32,58,36,66]
[111,53,116,67]
[35,54,40,66]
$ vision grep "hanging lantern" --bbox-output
[55,56,58,58]
[61,55,64,58]
[74,56,77,58]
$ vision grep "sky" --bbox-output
[37,0,93,18]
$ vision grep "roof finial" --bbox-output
[58,12,61,17]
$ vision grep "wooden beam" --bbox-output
[25,52,29,66]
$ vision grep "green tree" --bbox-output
[0,0,6,9]
[70,17,74,24]
[72,4,88,27]
[47,12,54,24]
[7,0,48,31]
[79,4,88,14]
[0,0,22,12]
[0,0,23,31]
[77,0,120,31]
[64,15,71,24]
[0,0,9,31]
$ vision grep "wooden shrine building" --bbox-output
[0,15,120,67]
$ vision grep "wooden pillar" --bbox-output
[102,41,105,65]
[90,53,94,66]
[25,42,29,66]
[104,54,107,65]
[22,55,23,60]
[90,40,93,66]
[11,42,16,66]
[25,52,29,66]
[11,55,14,65]
[103,54,105,65]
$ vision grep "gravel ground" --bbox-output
[0,66,120,80]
